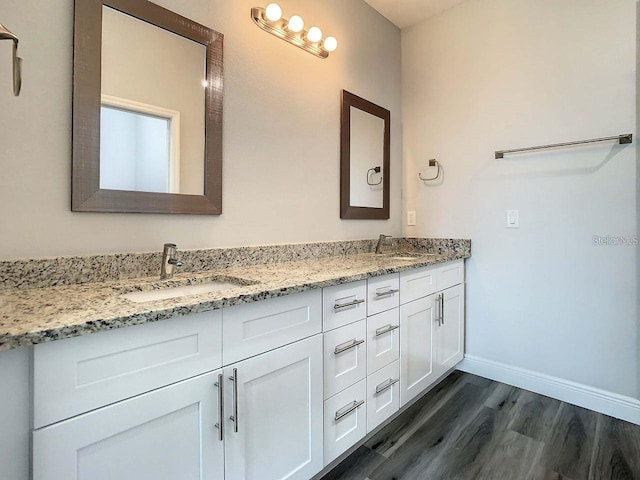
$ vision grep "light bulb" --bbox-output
[323,36,338,52]
[307,26,322,43]
[287,15,304,32]
[264,3,282,22]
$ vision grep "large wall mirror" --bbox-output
[340,90,390,219]
[72,0,223,214]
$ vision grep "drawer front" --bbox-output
[324,320,367,399]
[322,281,367,332]
[323,379,367,466]
[223,289,322,365]
[400,265,437,305]
[367,274,400,316]
[366,360,400,433]
[33,310,222,429]
[437,259,464,291]
[367,308,400,374]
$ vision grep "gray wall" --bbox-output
[402,0,638,399]
[0,0,402,259]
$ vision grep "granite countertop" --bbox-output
[0,250,468,352]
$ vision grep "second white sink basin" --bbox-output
[121,280,248,303]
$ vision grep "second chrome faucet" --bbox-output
[160,243,183,279]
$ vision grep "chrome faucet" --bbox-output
[375,234,392,254]
[160,243,183,279]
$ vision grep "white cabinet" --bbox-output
[367,274,400,316]
[322,281,367,331]
[323,379,367,465]
[399,295,436,406]
[223,289,321,365]
[436,284,465,375]
[34,310,223,429]
[224,334,323,480]
[366,360,400,432]
[33,370,224,480]
[366,308,400,374]
[323,320,367,399]
[399,260,466,407]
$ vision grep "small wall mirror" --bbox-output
[340,90,390,219]
[72,0,223,214]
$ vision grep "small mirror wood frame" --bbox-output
[340,90,390,219]
[72,0,224,214]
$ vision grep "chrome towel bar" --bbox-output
[495,133,632,159]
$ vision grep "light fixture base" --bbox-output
[251,7,329,59]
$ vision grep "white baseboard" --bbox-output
[458,354,640,426]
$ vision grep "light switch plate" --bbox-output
[506,210,519,228]
[407,211,416,226]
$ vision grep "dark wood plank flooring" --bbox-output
[321,371,640,480]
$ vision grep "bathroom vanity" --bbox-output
[0,238,469,480]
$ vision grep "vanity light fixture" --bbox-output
[0,22,22,96]
[251,3,337,59]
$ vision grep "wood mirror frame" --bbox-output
[340,90,390,220]
[72,0,224,214]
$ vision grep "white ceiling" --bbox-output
[362,0,468,29]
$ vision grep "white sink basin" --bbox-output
[121,280,246,303]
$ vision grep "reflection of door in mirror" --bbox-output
[349,107,384,208]
[100,6,206,195]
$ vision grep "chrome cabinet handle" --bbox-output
[334,338,365,355]
[375,324,399,336]
[334,298,365,310]
[375,288,399,298]
[335,399,365,421]
[375,378,399,394]
[440,294,445,325]
[214,374,224,441]
[229,368,239,433]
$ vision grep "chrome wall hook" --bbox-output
[0,22,22,96]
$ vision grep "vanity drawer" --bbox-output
[323,379,367,466]
[367,360,400,433]
[33,310,222,429]
[367,308,400,374]
[324,319,367,399]
[223,289,322,365]
[400,265,437,304]
[367,274,400,316]
[437,259,465,291]
[322,281,367,332]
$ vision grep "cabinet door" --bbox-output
[323,280,367,331]
[436,284,465,376]
[33,371,224,480]
[367,308,400,374]
[223,289,322,365]
[224,335,323,480]
[399,295,436,407]
[366,360,400,433]
[323,379,367,466]
[324,319,367,399]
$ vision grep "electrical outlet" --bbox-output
[407,211,416,226]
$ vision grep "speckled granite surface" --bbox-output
[0,238,470,351]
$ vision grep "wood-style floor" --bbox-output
[321,371,640,480]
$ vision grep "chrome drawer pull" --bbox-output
[375,288,399,298]
[335,399,365,421]
[334,298,365,310]
[375,324,399,336]
[229,368,239,433]
[214,374,224,441]
[334,338,365,355]
[375,378,399,394]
